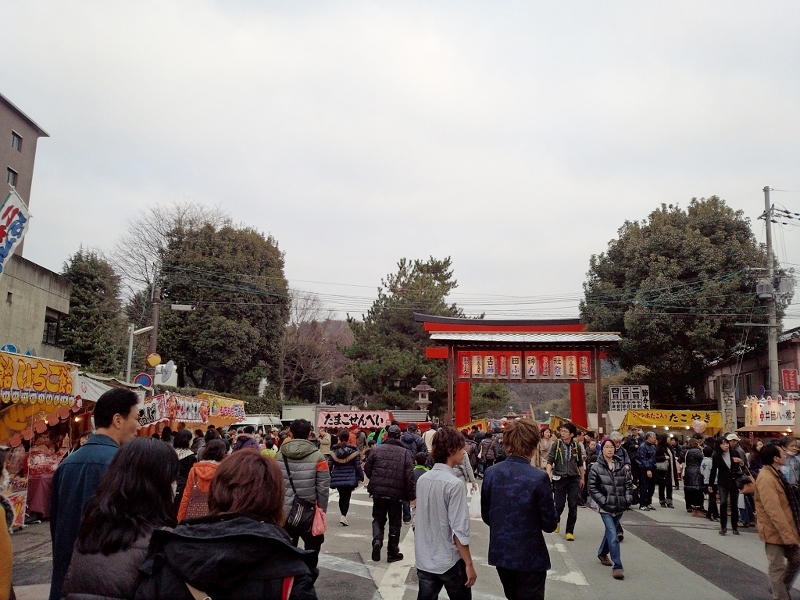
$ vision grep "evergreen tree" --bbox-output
[158,224,290,393]
[60,248,127,374]
[580,197,781,404]
[346,257,464,413]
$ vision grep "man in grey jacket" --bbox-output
[276,418,330,572]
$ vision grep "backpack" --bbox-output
[493,438,506,462]
[465,440,479,471]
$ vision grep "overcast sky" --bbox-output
[5,1,800,326]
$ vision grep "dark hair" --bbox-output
[203,439,227,462]
[686,438,700,449]
[204,428,221,444]
[265,438,274,448]
[432,426,465,464]
[703,444,713,458]
[338,429,350,443]
[194,429,203,437]
[76,438,178,554]
[174,428,193,450]
[93,388,139,430]
[761,443,784,465]
[242,425,255,434]
[415,452,427,466]
[657,434,669,448]
[367,439,376,447]
[150,433,160,439]
[0,448,7,471]
[290,419,312,440]
[160,426,173,442]
[780,436,797,448]
[209,450,284,523]
[559,422,577,436]
[714,437,729,454]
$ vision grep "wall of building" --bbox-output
[0,255,70,361]
[0,97,44,208]
[705,336,800,401]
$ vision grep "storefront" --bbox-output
[736,395,795,439]
[0,351,80,527]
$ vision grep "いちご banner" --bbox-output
[0,189,31,278]
[0,352,78,406]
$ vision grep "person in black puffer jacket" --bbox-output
[364,425,415,563]
[328,429,364,527]
[588,438,633,580]
[135,451,317,599]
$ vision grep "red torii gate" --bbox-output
[415,314,621,430]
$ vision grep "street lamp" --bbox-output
[319,381,332,405]
[126,325,154,383]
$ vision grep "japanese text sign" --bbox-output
[318,410,390,430]
[0,352,78,406]
[782,369,799,392]
[456,350,592,382]
[608,385,651,411]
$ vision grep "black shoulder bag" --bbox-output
[283,454,316,531]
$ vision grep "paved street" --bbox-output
[12,485,798,599]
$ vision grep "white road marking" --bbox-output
[549,541,589,586]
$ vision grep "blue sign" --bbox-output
[0,344,18,354]
[134,373,153,387]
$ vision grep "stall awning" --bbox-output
[737,425,793,433]
[620,409,723,435]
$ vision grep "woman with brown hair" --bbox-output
[135,450,318,599]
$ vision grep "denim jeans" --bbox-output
[639,472,653,508]
[402,500,412,523]
[598,512,623,570]
[416,559,472,600]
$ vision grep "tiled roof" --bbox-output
[429,332,621,343]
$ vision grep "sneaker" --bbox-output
[565,533,575,541]
[732,530,740,535]
[612,569,625,580]
[555,523,560,533]
[372,546,381,561]
[647,505,656,510]
[403,520,412,525]
[387,553,404,563]
[639,506,650,511]
[598,554,613,566]
[719,529,727,536]
[340,515,349,526]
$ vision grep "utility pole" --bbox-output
[764,186,780,397]
[147,283,161,379]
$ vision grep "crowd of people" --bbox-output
[0,387,798,600]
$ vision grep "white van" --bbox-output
[227,414,283,435]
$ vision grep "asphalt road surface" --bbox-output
[12,485,797,599]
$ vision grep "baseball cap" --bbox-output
[725,433,741,441]
[388,425,401,436]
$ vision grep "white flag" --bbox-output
[0,188,32,277]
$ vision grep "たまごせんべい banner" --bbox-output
[0,352,78,405]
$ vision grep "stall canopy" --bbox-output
[619,409,723,436]
[587,411,627,433]
[137,392,246,431]
[76,372,149,402]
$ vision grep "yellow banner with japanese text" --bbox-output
[622,409,723,434]
[0,352,79,406]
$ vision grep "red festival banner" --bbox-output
[456,350,592,382]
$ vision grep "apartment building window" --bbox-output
[42,311,62,346]
[6,168,17,187]
[11,132,22,152]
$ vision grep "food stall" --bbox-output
[0,351,81,528]
[619,408,724,437]
[737,395,795,439]
[137,392,246,435]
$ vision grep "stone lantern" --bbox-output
[412,375,435,411]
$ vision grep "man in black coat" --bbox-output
[364,424,415,563]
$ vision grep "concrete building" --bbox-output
[0,92,70,361]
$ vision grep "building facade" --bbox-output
[0,92,70,361]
